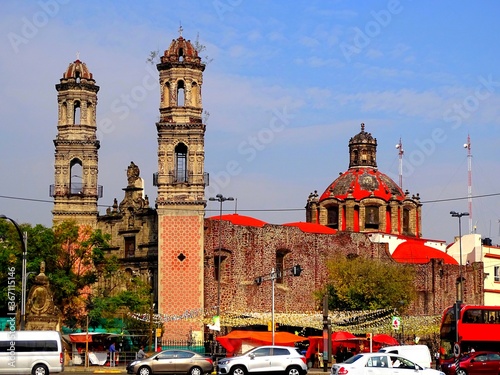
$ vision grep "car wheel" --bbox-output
[189,366,202,375]
[230,365,246,375]
[286,365,302,375]
[456,369,467,375]
[138,366,152,375]
[32,364,48,375]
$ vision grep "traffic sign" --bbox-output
[391,316,401,330]
[454,343,461,358]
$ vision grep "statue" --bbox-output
[127,161,140,185]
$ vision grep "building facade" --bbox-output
[50,32,484,341]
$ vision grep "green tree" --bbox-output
[319,254,416,311]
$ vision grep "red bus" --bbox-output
[440,304,500,359]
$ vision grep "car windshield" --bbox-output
[343,354,364,364]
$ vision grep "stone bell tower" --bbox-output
[51,59,102,226]
[154,31,207,339]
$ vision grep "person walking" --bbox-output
[109,342,116,367]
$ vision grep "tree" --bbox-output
[319,254,416,311]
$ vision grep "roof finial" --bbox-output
[76,51,80,61]
[178,23,183,37]
[361,123,365,132]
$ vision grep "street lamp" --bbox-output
[209,194,234,318]
[450,211,469,303]
[0,215,27,330]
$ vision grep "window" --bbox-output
[365,206,379,229]
[177,80,185,106]
[125,237,135,258]
[495,266,500,282]
[73,100,81,125]
[327,206,339,229]
[403,208,410,234]
[276,251,285,283]
[70,160,83,195]
[214,254,228,282]
[273,348,290,356]
[175,143,188,182]
[0,340,58,352]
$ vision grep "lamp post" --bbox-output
[450,211,469,303]
[208,194,234,318]
[1,215,27,330]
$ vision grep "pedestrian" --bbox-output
[109,342,116,367]
[137,345,146,360]
[434,351,440,370]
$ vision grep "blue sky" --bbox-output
[1,0,500,244]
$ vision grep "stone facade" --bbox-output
[50,32,484,342]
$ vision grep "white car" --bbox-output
[217,345,308,375]
[330,352,445,375]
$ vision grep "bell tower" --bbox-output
[154,32,207,339]
[51,59,102,226]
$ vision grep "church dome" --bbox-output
[62,59,93,80]
[319,167,405,202]
[161,35,202,65]
[319,123,404,203]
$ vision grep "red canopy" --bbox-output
[373,333,399,346]
[216,330,307,356]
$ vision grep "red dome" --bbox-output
[62,59,93,80]
[161,36,203,65]
[319,167,405,202]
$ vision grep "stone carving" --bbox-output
[25,261,61,331]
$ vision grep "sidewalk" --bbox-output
[64,365,332,374]
[65,365,126,373]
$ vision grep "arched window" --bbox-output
[365,205,379,229]
[164,82,172,105]
[178,48,184,62]
[175,143,188,183]
[70,159,83,195]
[191,82,199,106]
[214,250,231,283]
[275,249,290,284]
[73,101,81,125]
[327,206,339,229]
[403,207,411,235]
[177,81,185,106]
[61,102,67,124]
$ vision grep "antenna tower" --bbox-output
[465,135,472,233]
[396,138,404,189]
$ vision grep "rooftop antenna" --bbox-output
[395,138,404,190]
[464,135,472,234]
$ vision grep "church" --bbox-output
[49,32,483,341]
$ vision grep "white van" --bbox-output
[0,330,64,375]
[378,345,432,368]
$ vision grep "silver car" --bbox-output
[126,349,214,375]
[330,352,445,375]
[217,345,308,375]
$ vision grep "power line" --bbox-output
[2,192,500,212]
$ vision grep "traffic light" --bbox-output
[292,265,302,276]
[255,276,263,285]
[366,332,372,339]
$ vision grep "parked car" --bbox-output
[216,345,308,375]
[440,351,500,375]
[330,352,445,375]
[126,349,214,375]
